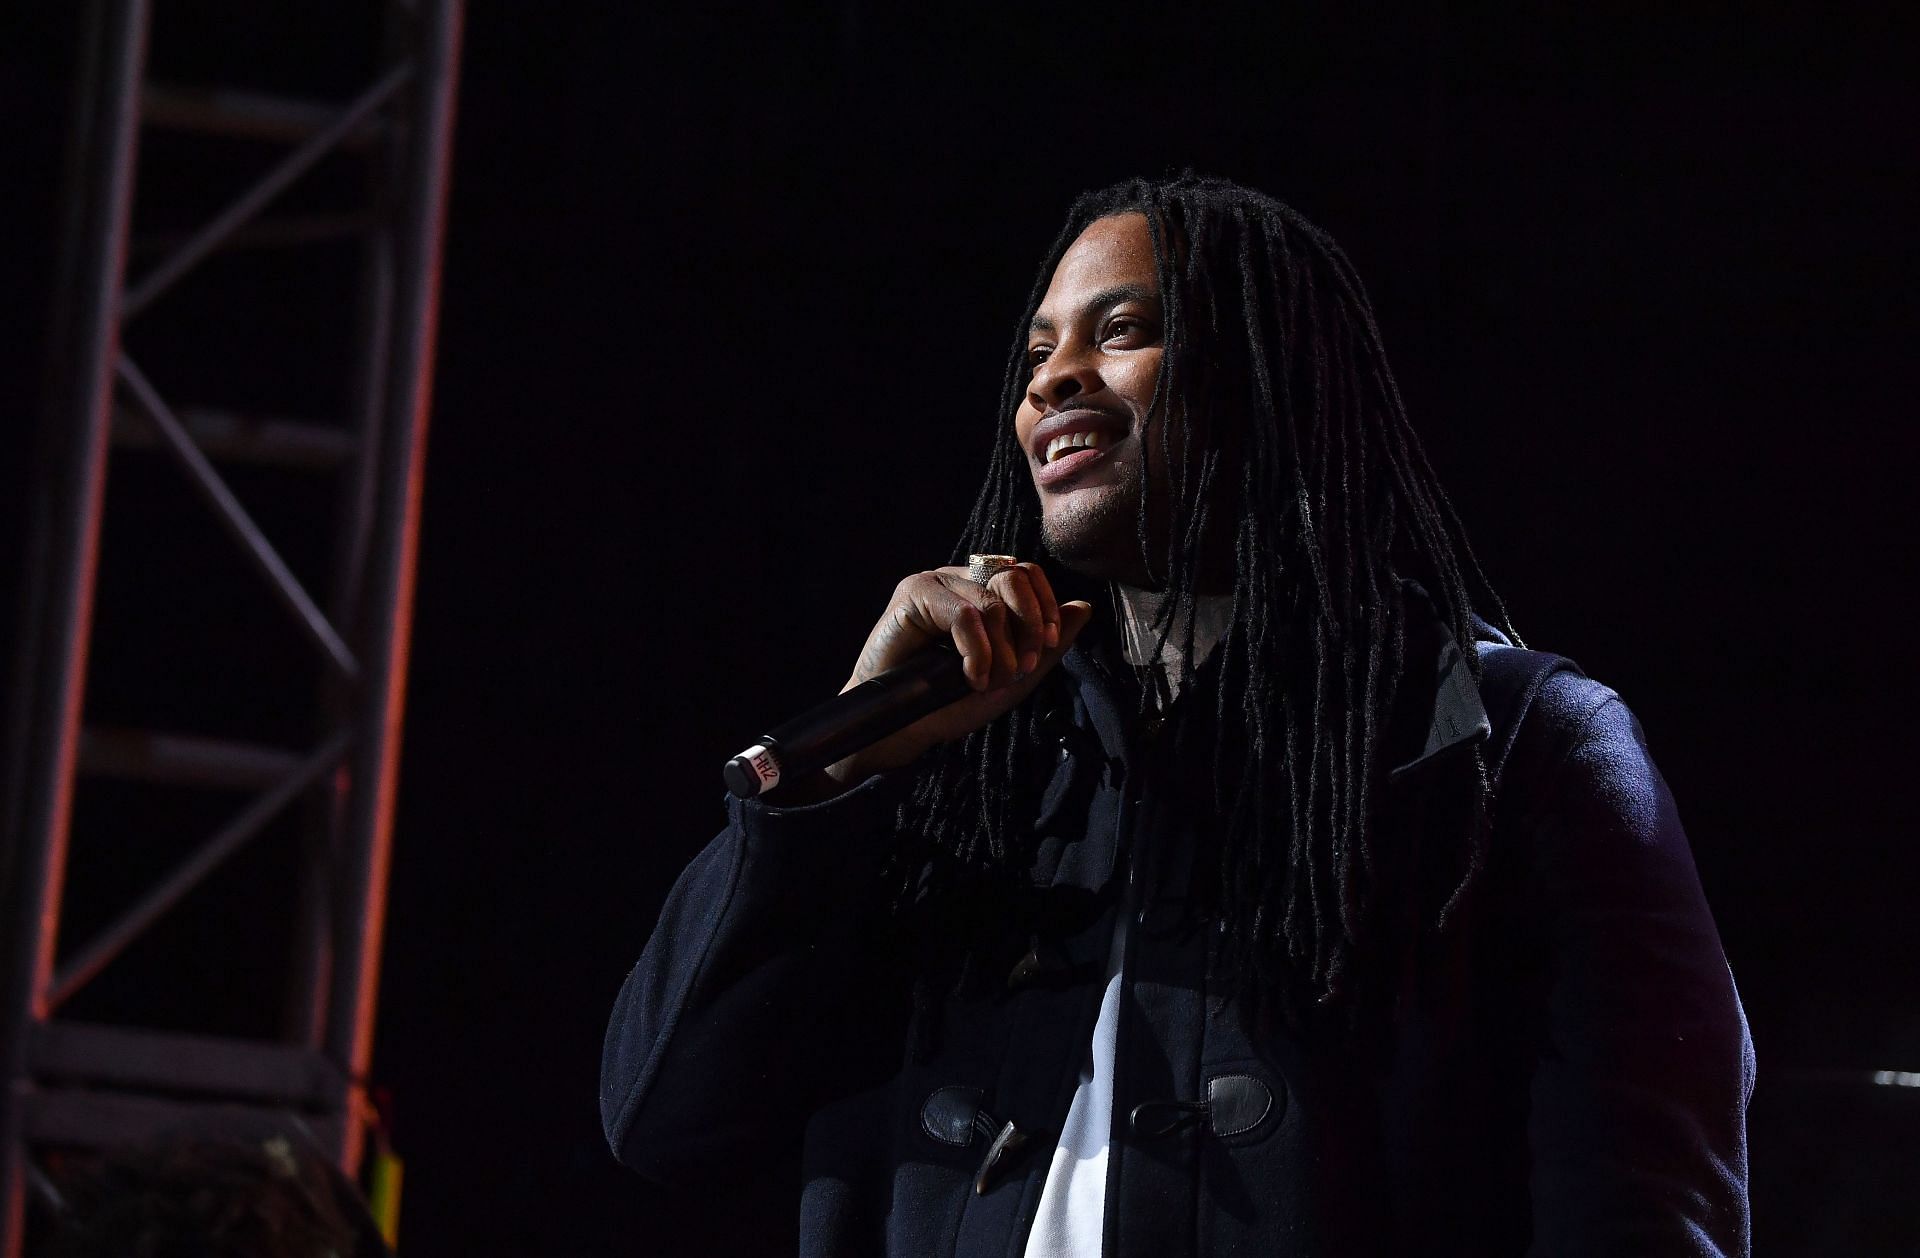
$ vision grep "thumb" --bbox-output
[1054,599,1095,652]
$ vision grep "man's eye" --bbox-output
[1027,347,1052,369]
[1104,318,1139,341]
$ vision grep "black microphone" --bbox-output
[722,646,972,799]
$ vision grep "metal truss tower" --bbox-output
[0,0,462,1248]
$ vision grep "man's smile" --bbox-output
[1028,406,1132,489]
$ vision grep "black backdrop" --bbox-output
[5,5,1918,1255]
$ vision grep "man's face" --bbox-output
[1014,212,1166,586]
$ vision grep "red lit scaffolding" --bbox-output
[0,1,462,1249]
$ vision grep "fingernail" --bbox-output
[1045,623,1059,648]
[1021,651,1038,674]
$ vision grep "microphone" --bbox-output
[722,646,973,799]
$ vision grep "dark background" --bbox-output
[4,4,1917,1255]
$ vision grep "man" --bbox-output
[601,175,1753,1255]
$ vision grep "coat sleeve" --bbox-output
[599,771,916,1182]
[1518,678,1755,1256]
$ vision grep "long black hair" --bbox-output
[898,174,1517,1013]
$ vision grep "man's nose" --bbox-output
[1027,342,1101,412]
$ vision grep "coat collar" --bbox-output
[1054,585,1495,786]
[1386,610,1495,785]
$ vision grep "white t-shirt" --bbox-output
[1022,914,1128,1257]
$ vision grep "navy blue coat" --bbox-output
[602,617,1754,1255]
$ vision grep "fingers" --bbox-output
[825,591,1099,789]
[878,564,1071,696]
[971,598,1096,712]
[935,566,1042,689]
[894,578,998,690]
[987,565,1050,676]
[945,564,1059,673]
[952,602,996,691]
[981,597,1019,684]
[1020,562,1062,651]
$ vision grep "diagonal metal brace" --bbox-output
[44,730,353,1013]
[120,62,411,321]
[117,355,361,678]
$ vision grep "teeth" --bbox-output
[1044,431,1108,464]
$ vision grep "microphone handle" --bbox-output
[722,645,972,799]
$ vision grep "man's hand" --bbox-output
[816,562,1093,791]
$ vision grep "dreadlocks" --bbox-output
[898,174,1518,1013]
